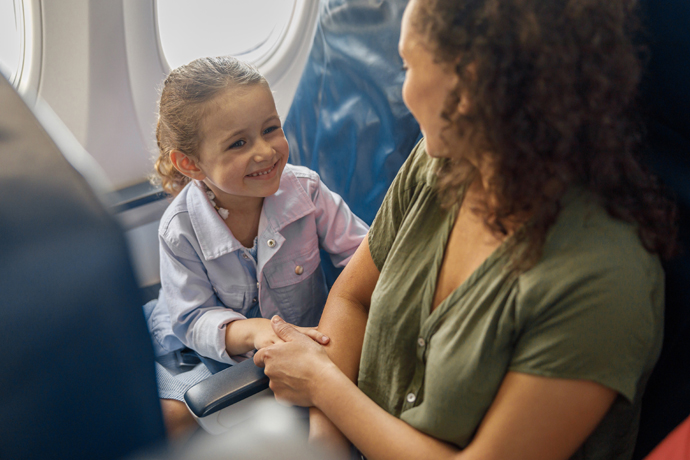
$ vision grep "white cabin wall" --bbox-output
[39,0,151,189]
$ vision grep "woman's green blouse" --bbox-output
[361,139,664,459]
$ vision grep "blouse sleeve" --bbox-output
[368,139,429,271]
[158,229,246,364]
[509,241,664,402]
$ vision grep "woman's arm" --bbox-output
[308,237,380,454]
[308,170,369,268]
[256,319,617,460]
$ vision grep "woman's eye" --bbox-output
[229,139,246,149]
[263,126,280,135]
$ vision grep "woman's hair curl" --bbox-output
[413,0,677,269]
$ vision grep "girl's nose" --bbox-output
[253,139,274,161]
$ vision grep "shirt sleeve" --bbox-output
[310,173,370,268]
[368,139,428,271]
[510,245,664,402]
[158,231,246,364]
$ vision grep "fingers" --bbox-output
[302,327,330,345]
[253,347,267,367]
[270,315,311,343]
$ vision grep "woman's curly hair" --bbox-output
[412,0,677,270]
[152,56,267,196]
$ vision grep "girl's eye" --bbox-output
[229,139,246,149]
[263,125,280,135]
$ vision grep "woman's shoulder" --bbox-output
[518,187,663,305]
[399,138,443,190]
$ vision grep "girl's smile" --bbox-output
[246,159,280,179]
[192,83,290,212]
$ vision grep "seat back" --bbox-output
[0,75,166,459]
[633,0,690,457]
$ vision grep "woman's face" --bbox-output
[399,0,460,158]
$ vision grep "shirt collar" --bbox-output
[186,166,315,261]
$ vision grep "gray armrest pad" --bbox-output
[184,359,269,418]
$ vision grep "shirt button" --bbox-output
[267,239,276,248]
[256,282,260,288]
[406,393,416,403]
[252,298,257,303]
[295,265,304,275]
[417,337,425,347]
[242,253,250,260]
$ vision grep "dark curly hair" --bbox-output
[412,0,677,270]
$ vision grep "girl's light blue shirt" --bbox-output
[148,164,369,363]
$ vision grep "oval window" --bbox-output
[0,0,24,85]
[156,0,297,70]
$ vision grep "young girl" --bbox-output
[146,56,368,437]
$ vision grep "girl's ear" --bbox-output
[170,150,206,180]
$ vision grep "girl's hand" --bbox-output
[226,318,329,356]
[253,318,330,350]
[254,316,338,407]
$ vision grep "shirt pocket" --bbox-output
[262,245,328,326]
[213,285,257,317]
[263,244,321,288]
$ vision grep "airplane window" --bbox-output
[0,0,23,84]
[156,0,297,70]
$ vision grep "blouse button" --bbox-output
[242,253,250,260]
[267,239,276,248]
[417,337,425,347]
[295,265,304,275]
[406,393,416,403]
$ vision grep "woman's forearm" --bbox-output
[313,363,460,460]
[308,293,369,453]
[309,238,379,448]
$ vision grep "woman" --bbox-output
[254,0,677,459]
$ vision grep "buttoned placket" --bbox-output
[255,228,285,316]
[402,330,429,411]
[238,248,260,312]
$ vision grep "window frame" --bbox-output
[153,0,300,73]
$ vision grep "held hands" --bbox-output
[253,317,330,350]
[225,317,329,356]
[254,316,338,407]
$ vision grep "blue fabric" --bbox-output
[284,0,421,227]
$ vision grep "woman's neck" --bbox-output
[463,174,525,237]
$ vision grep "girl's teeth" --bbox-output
[249,164,274,177]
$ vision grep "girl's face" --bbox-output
[399,0,461,158]
[195,83,289,209]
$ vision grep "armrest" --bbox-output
[184,358,269,418]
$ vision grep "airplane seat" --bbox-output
[632,0,690,458]
[0,75,166,458]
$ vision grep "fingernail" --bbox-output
[272,315,281,323]
[321,335,329,343]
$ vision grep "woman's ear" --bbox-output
[170,150,205,180]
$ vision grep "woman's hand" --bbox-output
[225,318,329,356]
[253,318,330,350]
[254,316,338,407]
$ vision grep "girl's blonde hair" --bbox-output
[153,56,267,196]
